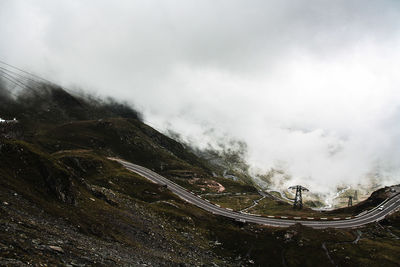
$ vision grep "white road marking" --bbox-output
[112,158,400,229]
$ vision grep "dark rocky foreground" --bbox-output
[0,182,229,266]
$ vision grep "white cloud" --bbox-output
[1,0,400,195]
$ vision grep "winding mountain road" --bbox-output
[112,158,400,229]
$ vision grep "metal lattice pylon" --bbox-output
[288,185,309,209]
[348,196,353,207]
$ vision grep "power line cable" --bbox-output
[0,70,29,90]
[0,66,44,87]
[0,59,75,103]
[0,60,97,115]
[0,59,56,85]
[0,75,24,98]
[0,69,44,99]
[0,68,46,94]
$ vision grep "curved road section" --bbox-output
[112,158,400,229]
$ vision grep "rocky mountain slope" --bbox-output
[1,82,399,266]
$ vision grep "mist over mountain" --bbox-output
[1,71,399,266]
[1,0,400,198]
[2,2,400,266]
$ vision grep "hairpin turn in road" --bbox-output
[110,158,400,229]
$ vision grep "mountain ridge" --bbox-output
[1,81,399,266]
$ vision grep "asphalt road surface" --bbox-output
[112,158,400,229]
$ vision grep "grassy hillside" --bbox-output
[1,83,399,266]
[1,141,399,266]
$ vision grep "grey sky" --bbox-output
[1,0,400,194]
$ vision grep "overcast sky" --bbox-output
[1,0,400,195]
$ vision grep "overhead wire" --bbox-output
[0,59,70,103]
[0,60,93,116]
[0,69,41,95]
[0,59,56,86]
[0,69,30,89]
[0,66,44,87]
[0,75,21,98]
[0,67,48,100]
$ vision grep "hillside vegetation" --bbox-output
[1,82,399,266]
